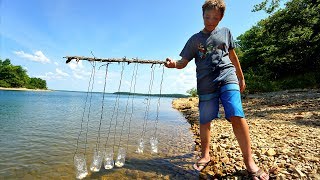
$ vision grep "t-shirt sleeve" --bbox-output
[227,29,236,50]
[179,35,198,61]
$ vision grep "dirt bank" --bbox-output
[172,89,320,179]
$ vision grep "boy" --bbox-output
[165,0,269,179]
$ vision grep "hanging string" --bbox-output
[153,65,165,138]
[84,61,97,156]
[118,63,138,148]
[104,63,125,151]
[140,64,156,139]
[95,63,110,152]
[74,61,96,158]
[112,62,126,152]
[126,63,139,151]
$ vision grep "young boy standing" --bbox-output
[165,0,269,179]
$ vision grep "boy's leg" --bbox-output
[230,117,269,180]
[220,87,269,179]
[199,121,211,161]
[193,121,211,171]
[200,121,211,162]
[194,96,219,170]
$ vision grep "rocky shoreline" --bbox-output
[172,89,320,179]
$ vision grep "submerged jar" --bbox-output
[90,149,103,172]
[115,147,126,167]
[136,138,144,154]
[74,153,88,179]
[150,137,159,154]
[104,148,114,170]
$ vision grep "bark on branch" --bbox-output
[64,56,166,65]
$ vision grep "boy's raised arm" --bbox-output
[165,58,189,69]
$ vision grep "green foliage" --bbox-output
[27,78,47,89]
[186,87,197,97]
[253,0,282,13]
[0,58,47,89]
[238,0,320,92]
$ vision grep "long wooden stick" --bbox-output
[64,56,166,64]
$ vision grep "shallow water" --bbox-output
[0,90,197,179]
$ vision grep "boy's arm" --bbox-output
[229,49,246,92]
[165,57,189,69]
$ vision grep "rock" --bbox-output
[293,167,307,178]
[276,173,286,180]
[266,148,277,156]
[280,148,290,154]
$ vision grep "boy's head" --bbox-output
[202,0,225,32]
[202,0,225,18]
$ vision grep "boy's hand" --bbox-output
[239,79,246,93]
[165,58,176,68]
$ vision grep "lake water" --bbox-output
[0,90,197,179]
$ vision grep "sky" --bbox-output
[1,0,270,94]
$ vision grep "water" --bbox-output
[0,90,197,179]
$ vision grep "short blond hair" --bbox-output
[202,0,226,17]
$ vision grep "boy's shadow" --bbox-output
[85,153,269,180]
[87,153,199,180]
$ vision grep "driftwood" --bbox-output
[64,56,166,65]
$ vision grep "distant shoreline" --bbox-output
[0,87,52,92]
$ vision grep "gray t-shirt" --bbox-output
[180,27,239,95]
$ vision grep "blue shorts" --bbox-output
[198,84,245,124]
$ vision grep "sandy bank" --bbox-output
[0,87,52,92]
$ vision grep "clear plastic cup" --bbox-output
[150,137,158,154]
[90,149,103,172]
[74,153,88,179]
[104,148,114,170]
[115,147,126,167]
[136,138,144,154]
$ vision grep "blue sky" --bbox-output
[1,0,270,94]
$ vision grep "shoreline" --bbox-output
[172,89,320,179]
[0,87,53,92]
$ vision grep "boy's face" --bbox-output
[202,8,222,32]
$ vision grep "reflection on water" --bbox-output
[0,90,197,179]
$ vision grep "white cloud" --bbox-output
[54,62,59,66]
[163,64,197,94]
[73,72,84,79]
[13,50,51,63]
[67,61,90,79]
[68,60,84,70]
[56,68,69,77]
[36,69,69,81]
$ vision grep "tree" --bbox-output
[27,78,47,89]
[239,0,320,77]
[186,88,197,97]
[0,58,47,89]
[237,0,320,92]
[253,0,282,14]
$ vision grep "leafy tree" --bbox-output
[238,0,320,92]
[253,0,282,13]
[0,58,47,89]
[186,87,197,97]
[27,78,47,89]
